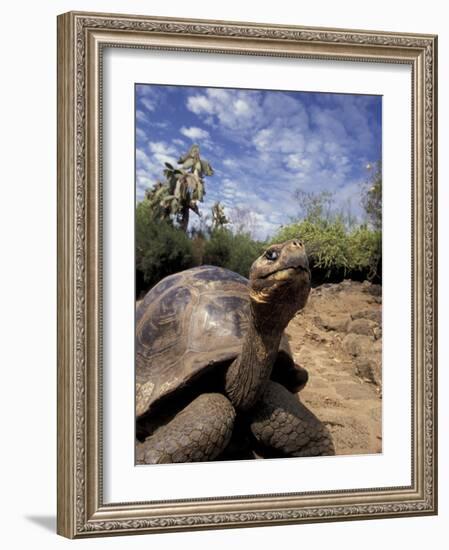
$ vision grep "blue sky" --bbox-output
[135,84,381,240]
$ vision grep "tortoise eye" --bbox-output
[265,249,278,261]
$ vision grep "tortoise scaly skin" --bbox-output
[139,394,235,463]
[136,240,334,463]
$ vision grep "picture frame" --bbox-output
[57,11,438,538]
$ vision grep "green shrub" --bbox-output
[273,220,350,276]
[203,229,264,278]
[136,200,195,288]
[202,228,232,267]
[135,196,382,289]
[190,234,207,266]
[347,226,381,280]
[226,232,265,277]
[272,219,381,282]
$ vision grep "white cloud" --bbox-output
[136,149,153,172]
[286,154,311,170]
[141,97,156,112]
[253,126,306,157]
[136,85,161,112]
[207,88,230,101]
[136,174,154,201]
[186,89,377,195]
[172,138,187,148]
[252,128,272,151]
[186,89,263,132]
[136,127,148,142]
[222,158,238,168]
[136,86,380,235]
[233,98,251,116]
[187,94,214,114]
[152,121,170,129]
[135,141,177,196]
[136,110,149,123]
[180,126,210,141]
[149,141,176,156]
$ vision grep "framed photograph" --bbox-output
[57,11,438,538]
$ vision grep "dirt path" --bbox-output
[285,280,382,456]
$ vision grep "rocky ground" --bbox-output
[286,279,382,456]
[136,279,382,461]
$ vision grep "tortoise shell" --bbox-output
[136,265,292,418]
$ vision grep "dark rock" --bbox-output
[309,332,327,343]
[314,314,351,332]
[363,282,382,297]
[338,279,361,291]
[355,357,381,386]
[342,333,373,357]
[347,318,377,337]
[352,309,382,325]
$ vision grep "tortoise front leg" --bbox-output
[271,354,309,393]
[138,393,235,464]
[249,381,335,457]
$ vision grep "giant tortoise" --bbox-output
[136,239,335,463]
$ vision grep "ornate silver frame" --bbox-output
[57,11,438,538]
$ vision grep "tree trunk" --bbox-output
[180,202,190,233]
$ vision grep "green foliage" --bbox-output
[136,200,195,287]
[295,189,334,224]
[347,226,382,280]
[203,229,264,278]
[144,144,214,232]
[136,158,383,287]
[362,161,382,231]
[274,220,349,275]
[211,201,230,229]
[190,234,207,266]
[272,219,381,281]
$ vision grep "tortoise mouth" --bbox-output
[258,264,310,282]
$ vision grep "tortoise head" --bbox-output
[249,239,311,330]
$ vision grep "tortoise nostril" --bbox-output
[292,240,302,247]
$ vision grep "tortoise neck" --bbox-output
[224,314,283,412]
